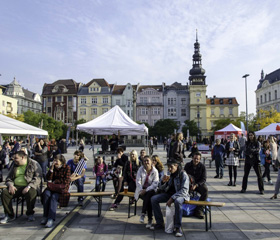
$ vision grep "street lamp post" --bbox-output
[242,74,250,134]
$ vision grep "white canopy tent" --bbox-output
[0,114,48,145]
[255,123,280,137]
[77,106,148,151]
[214,123,244,140]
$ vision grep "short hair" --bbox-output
[117,147,124,153]
[74,150,84,160]
[15,150,27,158]
[193,152,202,158]
[54,154,66,165]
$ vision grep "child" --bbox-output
[93,156,108,192]
[106,165,123,181]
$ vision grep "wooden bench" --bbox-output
[70,191,114,217]
[118,191,137,218]
[184,200,225,231]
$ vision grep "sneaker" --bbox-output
[78,200,83,206]
[214,175,219,178]
[109,203,118,211]
[150,223,164,230]
[41,217,48,225]
[45,219,54,228]
[146,219,153,229]
[269,180,273,185]
[0,215,15,224]
[139,214,145,223]
[175,227,183,237]
[27,214,35,222]
[263,178,267,183]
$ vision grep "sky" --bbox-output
[1,0,280,115]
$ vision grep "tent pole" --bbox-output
[76,130,78,151]
[92,132,95,161]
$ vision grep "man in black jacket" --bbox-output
[184,152,208,219]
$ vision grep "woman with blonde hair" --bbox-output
[110,150,141,210]
[152,155,164,180]
[270,136,278,172]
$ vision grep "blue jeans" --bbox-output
[42,189,59,220]
[39,161,48,181]
[215,157,224,177]
[151,193,184,228]
[73,177,85,201]
[95,176,106,192]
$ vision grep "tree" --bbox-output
[152,119,178,138]
[255,108,280,130]
[211,119,232,132]
[182,120,200,137]
[5,113,25,122]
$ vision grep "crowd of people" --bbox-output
[1,132,280,238]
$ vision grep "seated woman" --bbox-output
[110,150,141,210]
[152,155,164,180]
[41,154,71,228]
[67,150,88,205]
[93,156,108,192]
[135,156,159,228]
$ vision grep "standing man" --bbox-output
[0,151,42,224]
[212,139,225,179]
[150,158,189,237]
[148,137,154,156]
[101,136,109,153]
[184,152,208,219]
[239,133,247,159]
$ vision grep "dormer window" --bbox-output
[228,99,232,104]
[211,99,214,105]
[219,99,223,104]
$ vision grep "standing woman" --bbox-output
[79,139,85,152]
[135,156,159,228]
[151,155,164,180]
[241,131,264,194]
[260,141,273,184]
[41,154,71,228]
[225,133,240,186]
[34,139,48,181]
[170,132,184,163]
[270,136,278,172]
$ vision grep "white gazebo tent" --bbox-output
[76,105,149,151]
[255,123,280,137]
[214,123,244,140]
[0,114,48,144]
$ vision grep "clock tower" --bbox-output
[189,31,208,140]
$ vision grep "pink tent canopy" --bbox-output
[214,123,245,140]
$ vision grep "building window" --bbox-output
[127,100,132,107]
[181,109,186,116]
[47,97,52,102]
[211,108,214,115]
[229,108,233,115]
[127,110,130,116]
[181,98,186,105]
[92,97,97,104]
[196,92,201,97]
[47,107,51,113]
[265,94,267,102]
[103,97,108,104]
[220,108,224,115]
[152,108,160,115]
[152,97,160,102]
[140,97,147,103]
[153,119,157,125]
[168,108,176,116]
[168,98,176,105]
[141,108,148,115]
[102,108,108,114]
[269,92,271,101]
[116,99,121,105]
[261,95,263,103]
[257,98,259,105]
[68,96,72,102]
[219,99,223,104]
[81,98,86,104]
[275,90,277,100]
[56,96,62,102]
[91,108,97,115]
[80,108,86,115]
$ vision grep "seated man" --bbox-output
[0,150,42,224]
[67,150,87,205]
[184,152,208,219]
[150,158,189,237]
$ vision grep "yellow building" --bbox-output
[0,86,18,115]
[206,96,239,135]
[77,79,112,121]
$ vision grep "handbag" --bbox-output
[165,205,175,233]
[47,182,66,193]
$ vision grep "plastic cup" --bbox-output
[124,186,128,194]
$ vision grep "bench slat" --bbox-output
[184,200,225,207]
[70,191,114,197]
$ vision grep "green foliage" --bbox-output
[255,108,280,130]
[182,120,200,137]
[152,119,178,137]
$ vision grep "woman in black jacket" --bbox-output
[240,131,264,194]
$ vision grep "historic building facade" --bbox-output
[136,85,164,126]
[256,69,280,115]
[77,79,112,122]
[0,85,17,115]
[163,82,189,128]
[42,79,81,125]
[3,78,42,114]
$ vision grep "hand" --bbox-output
[191,184,197,191]
[162,175,170,183]
[101,175,105,179]
[166,198,174,207]
[8,185,17,195]
[22,186,30,194]
[140,189,146,196]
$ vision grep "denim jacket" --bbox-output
[159,170,190,201]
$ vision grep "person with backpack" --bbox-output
[93,156,108,192]
[184,152,208,219]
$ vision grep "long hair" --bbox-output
[152,155,164,172]
[130,150,139,166]
[247,131,257,143]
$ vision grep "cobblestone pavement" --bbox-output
[0,145,280,240]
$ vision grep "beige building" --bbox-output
[77,79,112,121]
[0,86,17,115]
[206,96,239,134]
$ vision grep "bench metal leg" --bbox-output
[204,205,212,231]
[93,196,102,217]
